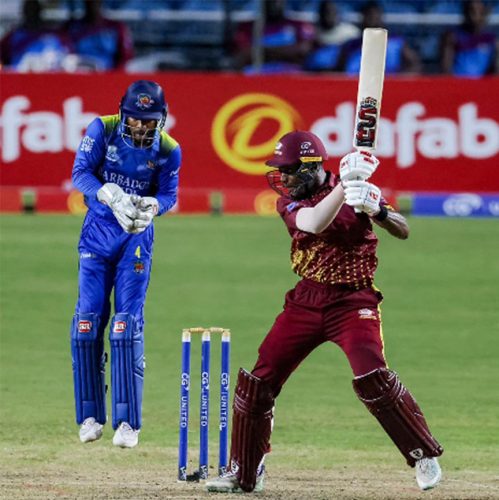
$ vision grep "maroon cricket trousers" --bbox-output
[252,278,387,396]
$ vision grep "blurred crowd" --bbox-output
[0,0,497,76]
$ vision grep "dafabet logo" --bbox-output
[211,93,303,175]
[67,190,87,215]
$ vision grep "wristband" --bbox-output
[373,205,388,221]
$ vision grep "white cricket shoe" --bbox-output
[206,468,265,493]
[112,422,140,448]
[415,457,442,491]
[79,417,103,443]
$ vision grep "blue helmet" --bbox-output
[119,80,168,147]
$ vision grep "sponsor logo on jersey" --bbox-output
[80,135,95,153]
[113,321,127,333]
[80,252,96,259]
[358,308,377,320]
[101,171,151,194]
[135,93,154,110]
[78,320,92,333]
[134,260,145,274]
[105,145,120,162]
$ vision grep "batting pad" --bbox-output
[71,313,107,425]
[109,313,144,430]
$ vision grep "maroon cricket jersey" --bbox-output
[277,173,389,290]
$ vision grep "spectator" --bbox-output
[337,1,421,74]
[0,0,72,72]
[440,0,497,76]
[316,0,360,46]
[65,0,134,71]
[305,0,360,71]
[232,0,315,72]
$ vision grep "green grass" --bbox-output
[1,214,498,477]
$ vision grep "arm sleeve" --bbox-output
[156,145,182,216]
[72,118,107,199]
[295,183,344,234]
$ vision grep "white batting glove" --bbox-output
[343,180,382,216]
[340,151,379,184]
[97,183,139,233]
[130,195,159,233]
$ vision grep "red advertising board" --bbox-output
[1,73,498,212]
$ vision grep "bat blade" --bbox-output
[353,28,388,152]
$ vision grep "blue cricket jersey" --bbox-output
[72,114,181,220]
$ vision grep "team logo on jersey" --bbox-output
[136,93,154,110]
[358,308,377,320]
[147,160,156,170]
[409,448,424,460]
[80,136,95,153]
[113,321,127,333]
[134,260,145,274]
[105,145,120,162]
[78,320,92,333]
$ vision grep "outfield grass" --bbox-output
[0,214,498,498]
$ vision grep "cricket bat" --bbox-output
[353,28,388,152]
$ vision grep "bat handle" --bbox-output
[353,173,362,214]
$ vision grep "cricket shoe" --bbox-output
[112,422,140,448]
[206,467,265,493]
[79,417,103,443]
[415,457,442,491]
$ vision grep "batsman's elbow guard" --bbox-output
[71,313,107,425]
[109,313,144,430]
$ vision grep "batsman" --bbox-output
[207,131,443,493]
[70,80,181,448]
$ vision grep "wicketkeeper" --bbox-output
[206,130,443,492]
[70,80,181,447]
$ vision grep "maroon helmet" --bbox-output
[266,131,328,199]
[265,130,328,168]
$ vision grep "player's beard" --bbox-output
[288,177,321,200]
[131,128,154,147]
[266,170,321,200]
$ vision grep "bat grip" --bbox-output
[354,173,362,213]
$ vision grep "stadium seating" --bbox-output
[0,0,497,73]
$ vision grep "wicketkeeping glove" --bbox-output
[343,180,382,216]
[97,183,139,233]
[130,195,159,233]
[339,151,379,184]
